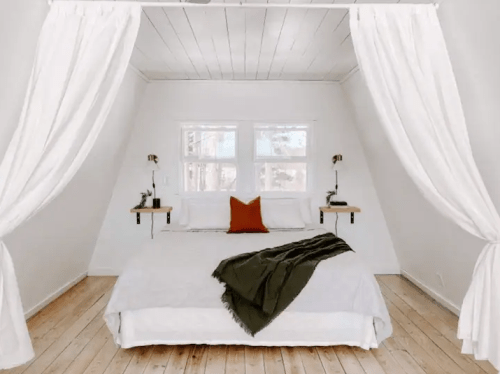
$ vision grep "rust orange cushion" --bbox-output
[227,196,269,234]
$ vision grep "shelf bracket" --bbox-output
[320,210,357,224]
[136,213,140,224]
[167,212,170,224]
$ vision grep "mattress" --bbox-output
[105,227,392,348]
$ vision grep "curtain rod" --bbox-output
[47,1,439,10]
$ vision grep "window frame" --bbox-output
[253,123,312,194]
[180,123,239,194]
[179,121,313,195]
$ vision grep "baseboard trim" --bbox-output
[24,272,88,320]
[401,269,461,316]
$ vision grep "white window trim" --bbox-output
[180,122,239,195]
[253,123,312,194]
[179,121,315,196]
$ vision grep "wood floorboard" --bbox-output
[368,344,406,374]
[316,346,345,374]
[297,347,325,374]
[122,347,154,374]
[101,348,135,374]
[143,345,174,374]
[333,346,365,374]
[204,345,227,374]
[263,347,286,374]
[1,275,495,374]
[164,345,193,374]
[23,289,113,374]
[184,345,209,374]
[62,324,112,374]
[351,347,385,374]
[40,310,107,374]
[379,282,485,374]
[281,347,306,374]
[225,346,245,374]
[245,346,265,374]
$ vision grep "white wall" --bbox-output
[0,0,48,160]
[341,0,500,312]
[0,1,148,314]
[90,81,399,275]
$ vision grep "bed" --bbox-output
[104,225,392,350]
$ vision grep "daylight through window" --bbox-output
[182,125,237,192]
[181,123,309,193]
[254,125,308,192]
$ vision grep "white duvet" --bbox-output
[105,228,392,346]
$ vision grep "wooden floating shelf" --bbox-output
[130,206,173,230]
[130,207,172,213]
[319,206,361,224]
[319,206,361,213]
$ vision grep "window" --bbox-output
[181,123,310,193]
[254,124,309,192]
[182,125,237,192]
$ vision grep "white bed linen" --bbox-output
[119,309,377,349]
[105,228,392,348]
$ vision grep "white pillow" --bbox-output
[261,198,312,225]
[186,200,230,230]
[298,198,312,224]
[179,198,221,226]
[179,199,190,226]
[261,199,306,229]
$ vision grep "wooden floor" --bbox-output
[2,276,496,374]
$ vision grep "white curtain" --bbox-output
[350,4,500,370]
[0,2,140,369]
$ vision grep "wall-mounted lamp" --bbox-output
[147,154,161,208]
[332,154,343,165]
[327,154,348,206]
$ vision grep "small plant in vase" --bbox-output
[326,190,336,205]
[133,190,152,209]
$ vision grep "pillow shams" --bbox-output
[181,197,310,229]
[187,200,230,230]
[179,199,190,226]
[261,199,306,229]
[298,198,312,224]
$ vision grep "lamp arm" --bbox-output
[335,170,338,195]
[152,170,156,198]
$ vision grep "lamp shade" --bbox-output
[332,154,343,165]
[147,154,159,171]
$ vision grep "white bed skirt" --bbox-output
[118,307,378,350]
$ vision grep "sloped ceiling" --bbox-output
[89,0,432,81]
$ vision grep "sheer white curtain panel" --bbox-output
[0,2,140,368]
[350,4,500,371]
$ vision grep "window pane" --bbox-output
[184,130,236,159]
[255,129,307,158]
[184,163,237,192]
[256,163,306,192]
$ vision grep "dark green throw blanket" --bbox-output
[212,232,353,336]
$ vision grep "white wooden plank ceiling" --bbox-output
[93,0,432,81]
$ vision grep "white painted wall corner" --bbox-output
[24,272,88,320]
[128,64,150,84]
[87,267,117,276]
[401,269,461,316]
